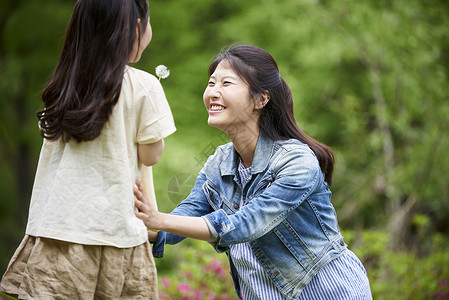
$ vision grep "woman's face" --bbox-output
[129,17,152,63]
[203,61,260,135]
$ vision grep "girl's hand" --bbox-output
[134,178,163,231]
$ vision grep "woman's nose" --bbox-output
[208,85,221,98]
[204,87,219,103]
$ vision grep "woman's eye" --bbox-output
[208,81,215,86]
[223,81,232,85]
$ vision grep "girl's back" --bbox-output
[1,0,175,298]
[27,66,175,247]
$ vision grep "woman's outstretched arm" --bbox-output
[134,179,215,242]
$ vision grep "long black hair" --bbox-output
[38,0,149,142]
[208,45,335,185]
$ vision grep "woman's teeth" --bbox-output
[210,105,225,111]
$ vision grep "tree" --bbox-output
[0,0,74,272]
[213,0,449,246]
[1,0,448,275]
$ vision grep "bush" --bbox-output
[343,230,449,300]
[156,239,238,300]
[158,230,449,299]
[2,230,448,299]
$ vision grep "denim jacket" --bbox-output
[153,134,346,299]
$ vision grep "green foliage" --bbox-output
[157,230,449,299]
[155,240,238,300]
[140,0,449,231]
[0,0,76,275]
[1,230,448,299]
[343,229,449,299]
[1,0,448,294]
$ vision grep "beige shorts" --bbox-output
[0,235,158,299]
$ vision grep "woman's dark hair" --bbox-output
[38,0,149,142]
[208,45,335,185]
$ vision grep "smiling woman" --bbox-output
[203,61,264,167]
[134,44,373,299]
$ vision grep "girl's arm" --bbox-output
[138,139,164,166]
[134,179,215,242]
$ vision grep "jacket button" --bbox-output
[340,240,345,246]
[210,194,215,200]
[233,203,239,209]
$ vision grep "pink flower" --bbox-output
[204,259,227,278]
[158,291,167,300]
[178,283,190,293]
[194,290,203,300]
[184,270,192,278]
[161,277,170,287]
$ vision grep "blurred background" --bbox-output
[1,0,448,299]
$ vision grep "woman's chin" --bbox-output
[207,119,224,131]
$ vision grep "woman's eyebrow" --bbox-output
[223,75,238,80]
[209,75,238,81]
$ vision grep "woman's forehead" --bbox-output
[210,61,238,77]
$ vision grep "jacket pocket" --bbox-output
[203,181,223,211]
[250,179,272,199]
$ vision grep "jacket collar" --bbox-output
[220,133,275,177]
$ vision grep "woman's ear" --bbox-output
[255,91,270,109]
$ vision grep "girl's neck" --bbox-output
[228,127,259,169]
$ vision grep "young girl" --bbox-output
[0,0,175,298]
[134,45,372,299]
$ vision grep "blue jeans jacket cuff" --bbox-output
[203,209,235,237]
[152,231,167,258]
[202,216,219,239]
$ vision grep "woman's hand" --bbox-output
[134,178,215,242]
[134,178,163,231]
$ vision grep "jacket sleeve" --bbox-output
[202,147,323,248]
[152,171,214,258]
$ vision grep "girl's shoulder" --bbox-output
[124,66,161,91]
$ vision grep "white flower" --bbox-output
[155,65,170,81]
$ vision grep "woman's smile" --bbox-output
[209,103,226,114]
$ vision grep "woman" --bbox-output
[135,45,372,299]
